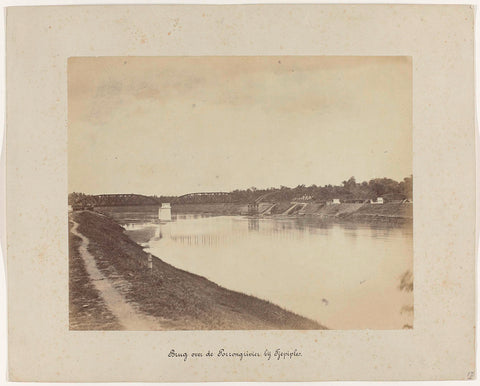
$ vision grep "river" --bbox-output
[100,206,413,330]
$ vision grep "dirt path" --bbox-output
[71,220,163,330]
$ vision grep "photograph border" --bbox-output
[5,4,476,381]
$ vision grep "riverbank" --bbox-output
[69,210,326,330]
[172,202,413,222]
[95,202,412,224]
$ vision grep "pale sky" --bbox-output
[68,56,412,196]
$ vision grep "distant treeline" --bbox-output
[69,176,412,207]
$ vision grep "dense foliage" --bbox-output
[224,176,412,204]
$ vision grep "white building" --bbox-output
[370,197,384,204]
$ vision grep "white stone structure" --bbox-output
[158,202,172,221]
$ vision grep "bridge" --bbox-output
[175,192,231,204]
[177,192,230,199]
[175,191,279,205]
[73,190,274,208]
[92,194,160,207]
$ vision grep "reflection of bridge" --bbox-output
[93,194,159,207]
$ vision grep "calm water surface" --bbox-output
[104,207,413,330]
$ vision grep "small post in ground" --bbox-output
[147,253,153,271]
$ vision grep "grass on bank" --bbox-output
[70,210,326,330]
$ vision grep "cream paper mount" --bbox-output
[6,4,476,382]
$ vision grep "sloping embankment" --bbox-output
[69,210,325,330]
[300,202,412,222]
[339,202,413,221]
[171,202,412,222]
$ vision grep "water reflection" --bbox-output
[111,208,413,330]
[248,218,259,231]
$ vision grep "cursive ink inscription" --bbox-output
[167,348,303,362]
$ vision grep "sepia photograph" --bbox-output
[68,56,413,331]
[6,3,476,381]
